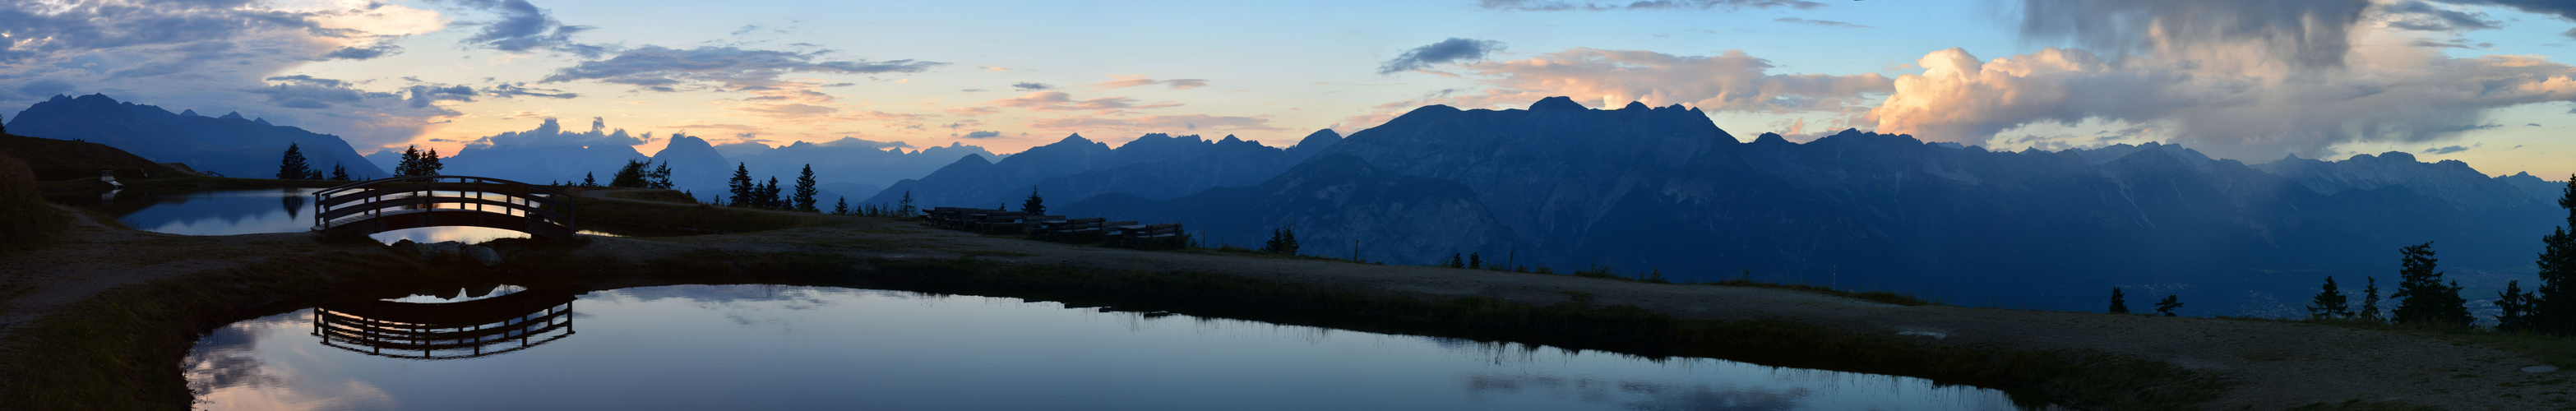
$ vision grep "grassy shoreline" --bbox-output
[0,241,2227,410]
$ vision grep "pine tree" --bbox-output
[2154,294,2184,316]
[1261,224,1300,255]
[793,164,819,212]
[420,148,443,175]
[727,163,754,206]
[1022,187,1046,216]
[833,197,849,215]
[1468,252,1482,270]
[329,164,349,181]
[582,173,599,187]
[649,161,674,189]
[761,177,783,210]
[2536,176,2576,335]
[2391,242,2472,326]
[276,143,314,180]
[2497,279,2535,332]
[2361,277,2384,323]
[1443,253,1464,269]
[395,145,423,177]
[2108,288,2130,314]
[609,159,650,187]
[897,191,917,218]
[2306,276,2350,320]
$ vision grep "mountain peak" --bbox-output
[252,118,271,126]
[218,111,246,120]
[1621,101,1649,111]
[1753,132,1790,145]
[179,109,199,117]
[1057,133,1092,145]
[1528,96,1585,112]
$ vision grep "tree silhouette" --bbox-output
[2109,288,2130,314]
[393,145,444,177]
[833,197,849,215]
[761,177,784,210]
[1022,187,1046,215]
[727,163,753,206]
[793,164,820,212]
[329,164,349,181]
[2153,294,2183,316]
[2390,242,2472,326]
[276,143,314,180]
[649,161,674,189]
[2360,277,2384,323]
[609,159,650,187]
[2498,279,2536,332]
[2536,176,2576,335]
[897,190,917,218]
[1468,252,1482,270]
[2305,276,2350,320]
[1261,224,1300,255]
[581,173,599,187]
[1443,253,1464,269]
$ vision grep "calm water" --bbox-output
[55,188,631,243]
[187,284,2040,410]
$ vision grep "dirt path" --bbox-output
[4,192,2568,409]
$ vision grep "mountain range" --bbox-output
[862,130,1341,207]
[5,94,387,179]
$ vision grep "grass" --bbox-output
[572,192,823,234]
[0,150,64,252]
[600,188,704,204]
[2287,317,2576,369]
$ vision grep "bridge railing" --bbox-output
[312,175,577,238]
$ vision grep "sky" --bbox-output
[5,0,2576,178]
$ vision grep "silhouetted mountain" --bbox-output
[863,131,1339,208]
[5,94,386,178]
[1061,97,2564,315]
[439,118,650,185]
[2496,172,2570,203]
[727,139,997,191]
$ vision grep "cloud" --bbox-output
[2014,0,2372,69]
[2427,0,2576,21]
[1774,17,1873,29]
[402,85,477,109]
[987,91,1180,113]
[442,0,607,57]
[1476,0,1825,12]
[2408,38,2494,49]
[814,136,913,149]
[1011,82,1055,90]
[2424,145,2470,154]
[244,75,403,110]
[1024,114,1283,132]
[2379,1,2498,32]
[1335,48,1893,132]
[462,117,649,149]
[542,45,944,90]
[323,44,404,60]
[960,131,1003,139]
[1380,38,1506,74]
[1084,75,1211,90]
[484,83,579,99]
[1862,47,2576,159]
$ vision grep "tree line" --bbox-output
[2113,176,2576,335]
[276,144,446,180]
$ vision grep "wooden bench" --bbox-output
[1107,223,1186,249]
[971,211,1032,234]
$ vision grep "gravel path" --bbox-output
[2,192,2569,410]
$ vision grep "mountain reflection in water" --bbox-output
[187,284,2040,410]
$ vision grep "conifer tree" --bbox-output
[2306,276,2350,320]
[793,164,819,212]
[2535,176,2576,335]
[329,164,349,181]
[897,190,917,218]
[761,177,784,210]
[1443,253,1464,269]
[582,173,599,187]
[2154,294,2184,316]
[2391,242,2472,326]
[2109,288,2130,314]
[1022,187,1046,216]
[420,148,442,175]
[648,161,675,189]
[277,143,314,180]
[1261,224,1300,255]
[2361,277,2384,323]
[833,197,849,215]
[394,145,423,177]
[2497,279,2535,332]
[610,159,650,187]
[1468,252,1482,270]
[727,163,754,206]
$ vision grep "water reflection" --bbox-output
[50,188,659,243]
[189,284,2039,410]
[312,284,575,359]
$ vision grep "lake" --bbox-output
[54,187,651,243]
[187,284,2046,410]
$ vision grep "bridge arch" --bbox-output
[312,175,579,240]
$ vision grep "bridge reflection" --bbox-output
[311,285,577,359]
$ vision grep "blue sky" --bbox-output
[5,0,2574,178]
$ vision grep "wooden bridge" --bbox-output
[312,288,577,359]
[312,175,577,240]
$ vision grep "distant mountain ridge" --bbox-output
[1054,97,2567,315]
[862,130,1341,207]
[5,94,387,179]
